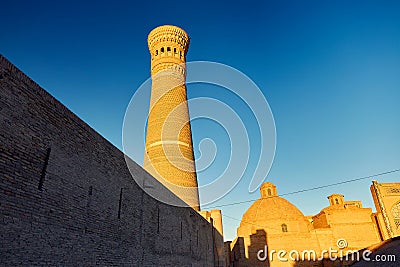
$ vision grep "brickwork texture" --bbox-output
[0,54,219,266]
[144,25,200,210]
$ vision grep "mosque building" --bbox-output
[226,180,400,267]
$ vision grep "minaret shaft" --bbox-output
[144,25,200,210]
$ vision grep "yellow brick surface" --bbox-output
[144,25,200,210]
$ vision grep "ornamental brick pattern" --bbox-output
[144,25,200,211]
[371,181,400,239]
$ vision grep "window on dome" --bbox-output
[335,199,339,205]
[267,188,271,196]
[281,224,288,232]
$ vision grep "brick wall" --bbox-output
[0,54,218,266]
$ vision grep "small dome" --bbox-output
[238,183,312,236]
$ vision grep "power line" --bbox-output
[204,168,400,209]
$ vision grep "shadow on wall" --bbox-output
[227,228,358,267]
[294,237,400,267]
[0,54,224,267]
[350,236,400,267]
[293,259,343,267]
[229,229,270,267]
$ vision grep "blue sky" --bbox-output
[2,0,400,241]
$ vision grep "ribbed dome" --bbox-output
[238,183,312,235]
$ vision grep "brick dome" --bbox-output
[237,183,312,236]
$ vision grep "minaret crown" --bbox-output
[147,25,190,75]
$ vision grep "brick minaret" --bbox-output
[144,25,200,210]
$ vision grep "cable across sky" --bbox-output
[205,168,400,209]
